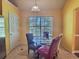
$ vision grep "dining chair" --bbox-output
[26,33,41,54]
[37,34,63,59]
[43,32,49,39]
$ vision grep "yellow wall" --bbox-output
[0,0,2,14]
[2,0,21,54]
[62,0,79,52]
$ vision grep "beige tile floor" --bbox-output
[6,44,79,59]
[6,44,29,59]
[29,48,79,59]
[58,48,79,59]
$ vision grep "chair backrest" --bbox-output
[26,33,34,45]
[48,34,62,59]
[43,32,49,39]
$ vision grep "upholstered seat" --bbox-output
[37,34,63,59]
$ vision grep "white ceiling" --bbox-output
[9,0,66,12]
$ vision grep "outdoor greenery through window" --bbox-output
[0,16,5,37]
[29,16,53,44]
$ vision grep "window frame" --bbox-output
[29,16,53,40]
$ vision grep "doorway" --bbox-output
[9,13,19,49]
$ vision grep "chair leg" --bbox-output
[56,52,58,56]
[28,50,29,54]
[35,52,40,59]
[53,52,59,59]
[53,56,56,59]
[39,55,42,59]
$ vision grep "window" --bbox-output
[0,16,5,37]
[29,16,53,44]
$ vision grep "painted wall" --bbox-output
[74,8,79,50]
[0,0,2,14]
[2,0,22,54]
[62,0,79,52]
[20,9,62,44]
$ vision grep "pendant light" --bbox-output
[32,0,40,12]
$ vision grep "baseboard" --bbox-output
[72,50,79,53]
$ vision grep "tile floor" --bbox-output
[5,44,79,59]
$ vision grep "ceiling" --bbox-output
[9,0,66,12]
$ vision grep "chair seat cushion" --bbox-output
[37,45,49,57]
